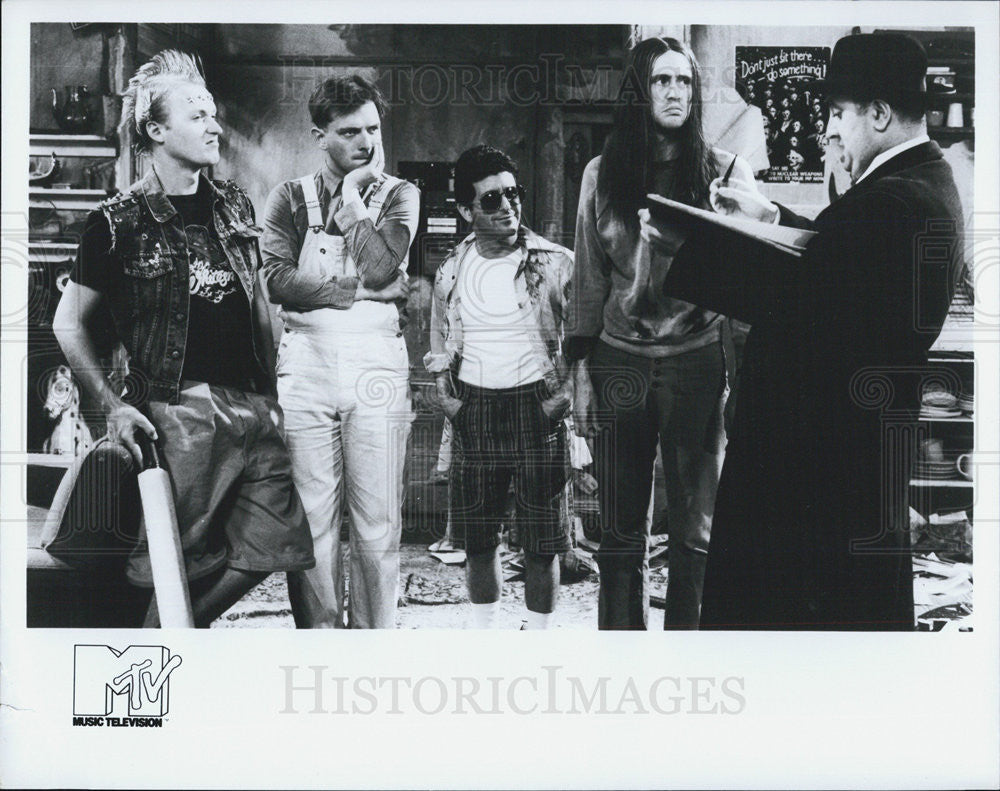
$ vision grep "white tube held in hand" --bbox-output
[136,433,194,628]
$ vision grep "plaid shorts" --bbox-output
[450,379,571,556]
[126,382,315,587]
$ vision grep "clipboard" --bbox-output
[646,193,816,258]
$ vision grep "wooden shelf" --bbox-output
[23,452,77,469]
[29,187,107,212]
[927,355,973,364]
[930,320,976,353]
[927,92,975,103]
[918,416,973,423]
[28,241,79,265]
[910,479,973,488]
[928,128,975,140]
[926,58,975,68]
[29,133,116,159]
[29,241,79,254]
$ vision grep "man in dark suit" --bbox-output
[640,33,964,630]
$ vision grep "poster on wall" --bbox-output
[736,46,829,183]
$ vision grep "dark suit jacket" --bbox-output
[664,141,964,630]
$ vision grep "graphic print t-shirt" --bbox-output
[73,181,260,389]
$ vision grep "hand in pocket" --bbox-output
[440,395,464,421]
[540,389,571,421]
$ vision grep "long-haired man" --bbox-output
[568,37,754,629]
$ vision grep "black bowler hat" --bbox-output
[817,33,928,107]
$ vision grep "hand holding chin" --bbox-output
[343,141,385,195]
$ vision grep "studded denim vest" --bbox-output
[100,168,269,404]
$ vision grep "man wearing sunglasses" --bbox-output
[425,145,574,629]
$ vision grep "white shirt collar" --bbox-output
[855,134,931,184]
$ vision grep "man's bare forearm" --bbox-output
[53,290,122,412]
[55,325,123,410]
[54,285,157,460]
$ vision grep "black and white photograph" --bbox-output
[2,1,998,788]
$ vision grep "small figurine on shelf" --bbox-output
[51,85,93,133]
[41,365,93,456]
[29,152,61,186]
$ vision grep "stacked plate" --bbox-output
[914,458,957,480]
[921,389,962,419]
[957,393,974,414]
[921,404,963,419]
[922,388,956,407]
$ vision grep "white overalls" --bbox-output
[277,174,413,628]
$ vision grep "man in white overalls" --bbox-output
[261,74,419,628]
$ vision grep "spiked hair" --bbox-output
[121,50,207,153]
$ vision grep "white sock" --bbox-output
[525,610,553,630]
[471,601,500,629]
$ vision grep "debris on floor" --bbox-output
[429,550,466,565]
[215,540,971,630]
[910,508,973,562]
[560,546,597,582]
[649,534,670,570]
[913,552,973,631]
[402,571,467,606]
[503,551,525,582]
[427,536,467,565]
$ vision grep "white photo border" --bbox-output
[2,1,998,788]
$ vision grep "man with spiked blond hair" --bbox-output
[54,49,315,627]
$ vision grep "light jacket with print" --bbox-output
[423,227,573,393]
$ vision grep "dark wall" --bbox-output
[209,24,625,225]
[213,60,539,227]
[32,22,625,225]
[211,64,351,214]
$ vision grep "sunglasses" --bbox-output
[474,184,525,212]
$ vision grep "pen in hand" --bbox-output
[721,155,737,187]
[711,155,780,223]
[709,156,739,216]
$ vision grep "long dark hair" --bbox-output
[598,37,718,229]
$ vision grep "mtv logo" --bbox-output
[74,645,182,717]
